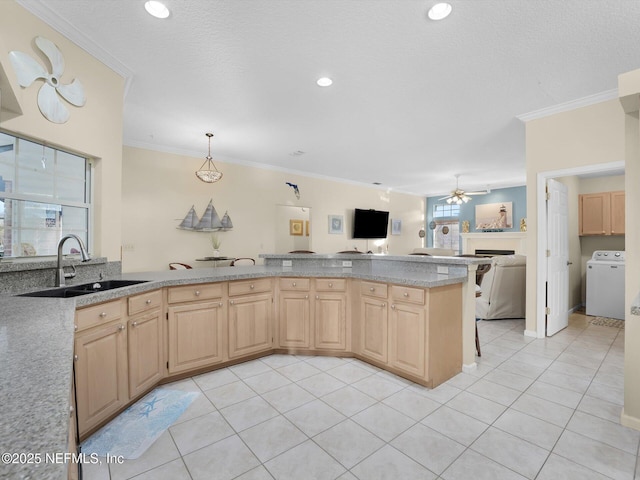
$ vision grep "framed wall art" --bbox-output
[290,219,304,236]
[328,215,344,234]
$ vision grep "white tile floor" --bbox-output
[82,313,639,480]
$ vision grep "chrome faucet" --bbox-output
[56,234,91,287]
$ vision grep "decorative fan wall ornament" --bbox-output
[9,36,86,124]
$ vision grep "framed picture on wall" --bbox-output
[290,219,304,236]
[328,215,344,234]
[305,220,310,236]
[391,219,402,235]
[475,202,513,230]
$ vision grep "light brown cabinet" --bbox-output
[228,279,273,358]
[356,281,462,387]
[127,289,164,398]
[579,191,625,236]
[74,312,128,436]
[388,286,426,377]
[278,278,311,348]
[167,284,226,374]
[314,279,348,351]
[277,278,348,352]
[359,282,388,363]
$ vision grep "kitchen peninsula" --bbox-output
[0,253,487,479]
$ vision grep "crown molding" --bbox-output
[15,0,134,97]
[516,88,619,122]
[123,139,423,195]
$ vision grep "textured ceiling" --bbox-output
[18,0,640,196]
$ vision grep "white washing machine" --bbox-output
[586,250,625,320]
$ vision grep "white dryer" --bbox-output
[586,250,625,320]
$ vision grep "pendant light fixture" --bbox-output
[196,133,223,183]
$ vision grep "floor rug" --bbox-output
[82,387,199,459]
[589,316,625,329]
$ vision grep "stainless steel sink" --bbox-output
[19,280,149,298]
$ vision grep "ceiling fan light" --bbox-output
[446,197,453,204]
[462,195,470,203]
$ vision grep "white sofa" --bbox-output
[476,254,526,320]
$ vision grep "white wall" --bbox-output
[121,146,425,272]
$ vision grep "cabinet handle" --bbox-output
[381,303,386,307]
[328,282,333,288]
[305,295,309,299]
[315,295,318,299]
[74,324,78,331]
[391,304,396,309]
[73,354,78,361]
[194,290,200,296]
[145,299,152,304]
[219,302,223,307]
[99,312,107,318]
[403,292,409,297]
[69,405,74,415]
[230,300,235,305]
[370,287,375,292]
[132,321,138,327]
[292,282,296,287]
[118,324,125,331]
[250,284,255,289]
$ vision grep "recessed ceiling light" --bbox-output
[428,2,452,20]
[316,77,333,87]
[145,1,170,19]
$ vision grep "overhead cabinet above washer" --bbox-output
[579,191,625,236]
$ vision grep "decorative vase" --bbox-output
[213,249,220,258]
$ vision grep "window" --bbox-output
[0,132,91,258]
[433,203,460,218]
[433,220,460,252]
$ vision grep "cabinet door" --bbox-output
[168,301,225,374]
[360,296,387,363]
[579,193,610,235]
[128,310,164,398]
[75,320,128,436]
[279,292,311,348]
[229,293,273,358]
[315,293,347,351]
[610,191,625,235]
[389,302,426,377]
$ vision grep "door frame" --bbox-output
[535,161,624,338]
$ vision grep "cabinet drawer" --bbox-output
[128,289,162,315]
[75,299,124,332]
[360,281,388,299]
[315,278,347,292]
[229,278,272,296]
[391,285,425,305]
[279,278,310,291]
[167,283,223,304]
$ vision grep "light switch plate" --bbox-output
[437,266,449,274]
[282,260,292,267]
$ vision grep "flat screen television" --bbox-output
[353,208,389,239]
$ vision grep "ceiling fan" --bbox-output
[439,174,490,204]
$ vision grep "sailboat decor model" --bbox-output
[177,200,233,232]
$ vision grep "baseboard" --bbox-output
[569,304,584,314]
[524,329,540,338]
[621,409,640,432]
[462,362,477,373]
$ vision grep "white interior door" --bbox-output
[546,178,569,336]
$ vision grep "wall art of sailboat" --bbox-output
[176,200,233,232]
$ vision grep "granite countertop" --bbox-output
[0,261,472,478]
[0,297,76,480]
